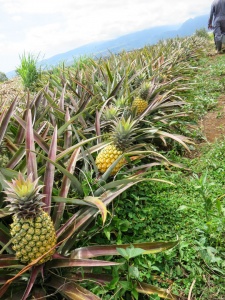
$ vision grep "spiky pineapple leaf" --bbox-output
[14,114,49,153]
[52,196,107,224]
[26,110,37,180]
[47,276,101,300]
[46,258,121,268]
[35,152,84,196]
[136,282,179,299]
[71,240,179,259]
[0,255,23,268]
[42,126,57,214]
[52,147,81,228]
[0,96,18,144]
[83,196,107,224]
[0,209,11,218]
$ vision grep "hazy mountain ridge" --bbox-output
[6,14,208,77]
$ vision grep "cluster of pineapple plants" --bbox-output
[0,35,209,299]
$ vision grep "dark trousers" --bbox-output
[214,19,225,42]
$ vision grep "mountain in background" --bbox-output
[6,14,208,77]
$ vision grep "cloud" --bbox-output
[0,0,212,73]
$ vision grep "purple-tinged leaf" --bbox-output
[67,93,87,128]
[42,90,65,120]
[21,265,43,300]
[56,136,101,161]
[59,83,66,111]
[69,272,112,285]
[0,96,17,144]
[5,147,26,169]
[4,136,18,154]
[14,114,49,153]
[0,255,22,268]
[26,110,37,180]
[15,102,28,145]
[52,196,95,206]
[136,282,179,299]
[108,76,125,98]
[53,147,81,228]
[42,126,57,214]
[57,110,90,136]
[49,107,56,127]
[47,276,101,300]
[95,110,101,144]
[158,130,193,152]
[56,207,94,239]
[30,287,47,300]
[61,149,80,192]
[94,176,146,197]
[34,152,83,196]
[71,240,179,259]
[64,107,72,149]
[46,258,121,268]
[0,108,6,126]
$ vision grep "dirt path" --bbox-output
[200,95,225,142]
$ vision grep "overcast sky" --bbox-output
[0,0,212,73]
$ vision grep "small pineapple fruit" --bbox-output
[95,117,137,175]
[132,82,151,115]
[95,144,126,175]
[4,173,57,265]
[132,97,148,115]
[102,105,119,122]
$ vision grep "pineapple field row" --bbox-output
[0,33,224,299]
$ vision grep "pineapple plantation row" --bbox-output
[0,36,209,299]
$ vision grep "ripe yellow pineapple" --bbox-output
[95,144,126,175]
[132,82,151,115]
[95,117,137,175]
[4,172,57,265]
[132,97,148,115]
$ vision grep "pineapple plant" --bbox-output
[4,172,57,265]
[95,117,137,175]
[132,82,152,115]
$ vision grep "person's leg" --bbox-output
[214,21,222,52]
[220,20,225,49]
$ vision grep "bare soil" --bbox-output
[200,95,225,143]
[0,77,24,105]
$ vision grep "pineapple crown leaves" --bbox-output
[139,82,152,101]
[4,172,45,216]
[102,104,119,121]
[110,116,139,151]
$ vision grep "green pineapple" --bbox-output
[4,173,57,265]
[102,105,119,122]
[95,117,137,175]
[139,82,152,101]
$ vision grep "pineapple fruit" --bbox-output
[4,173,57,265]
[131,97,148,115]
[95,117,137,175]
[95,144,126,175]
[132,82,151,115]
